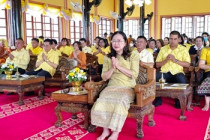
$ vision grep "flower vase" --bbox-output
[5,71,12,79]
[72,81,82,92]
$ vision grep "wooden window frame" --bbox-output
[25,13,60,44]
[0,9,8,40]
[124,18,150,39]
[69,20,83,43]
[161,14,210,38]
[99,17,112,37]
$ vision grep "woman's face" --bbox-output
[73,43,79,51]
[164,38,169,45]
[111,34,126,54]
[62,40,67,46]
[149,41,156,50]
[156,40,162,49]
[99,40,105,47]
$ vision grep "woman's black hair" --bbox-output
[61,38,70,45]
[164,37,169,41]
[98,38,109,48]
[73,41,82,51]
[107,31,131,60]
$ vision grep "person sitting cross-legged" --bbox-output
[4,38,30,95]
[26,39,59,96]
[5,38,30,74]
[154,31,191,108]
[26,39,59,78]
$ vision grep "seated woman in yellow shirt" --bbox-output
[198,48,210,111]
[69,41,86,70]
[93,38,109,74]
[59,38,74,57]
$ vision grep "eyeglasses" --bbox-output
[111,40,125,44]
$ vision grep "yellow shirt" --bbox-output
[91,45,97,54]
[184,43,192,51]
[35,49,59,76]
[6,48,30,70]
[82,46,92,54]
[200,47,210,72]
[102,52,139,88]
[26,46,43,56]
[59,45,74,56]
[147,48,153,53]
[93,47,109,64]
[106,46,111,53]
[156,44,191,75]
[54,49,62,57]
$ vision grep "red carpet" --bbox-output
[82,98,210,140]
[0,90,209,140]
[205,117,210,140]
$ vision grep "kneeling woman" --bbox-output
[91,31,139,140]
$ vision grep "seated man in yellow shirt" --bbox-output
[26,39,59,78]
[154,31,191,108]
[80,38,91,54]
[26,38,43,56]
[135,36,154,68]
[5,38,30,74]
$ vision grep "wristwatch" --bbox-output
[46,59,49,62]
[175,59,178,63]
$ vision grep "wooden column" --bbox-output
[82,0,90,44]
[10,0,22,45]
[139,3,145,36]
[118,0,124,31]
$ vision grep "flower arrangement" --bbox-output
[0,62,17,72]
[67,67,87,82]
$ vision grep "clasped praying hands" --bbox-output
[112,57,120,69]
[167,54,176,62]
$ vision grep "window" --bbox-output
[0,9,7,40]
[162,15,210,38]
[124,19,139,40]
[25,13,60,44]
[70,20,83,43]
[205,15,210,34]
[144,20,149,39]
[162,18,172,39]
[99,17,112,37]
[182,17,193,38]
[172,17,182,33]
[194,16,204,37]
[70,20,94,44]
[124,19,150,40]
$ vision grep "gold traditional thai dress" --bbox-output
[91,52,139,132]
